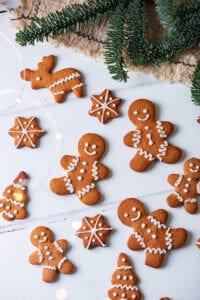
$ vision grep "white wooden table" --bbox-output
[0,3,200,300]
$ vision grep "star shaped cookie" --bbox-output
[8,116,45,148]
[76,214,113,249]
[89,89,121,124]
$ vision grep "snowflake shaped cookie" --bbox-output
[9,116,45,148]
[76,214,113,249]
[89,89,121,124]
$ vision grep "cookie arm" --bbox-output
[54,239,68,252]
[159,121,174,136]
[123,130,141,148]
[96,163,109,180]
[149,209,168,225]
[60,155,77,170]
[29,250,43,265]
[167,174,181,186]
[127,233,145,251]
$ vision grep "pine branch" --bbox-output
[155,0,177,33]
[16,0,123,46]
[104,2,129,82]
[191,60,200,105]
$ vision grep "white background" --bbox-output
[0,2,200,299]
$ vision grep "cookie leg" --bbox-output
[130,150,155,172]
[184,199,198,214]
[72,85,84,98]
[166,192,182,208]
[171,228,187,249]
[145,252,165,268]
[77,187,101,206]
[58,258,74,274]
[42,267,57,282]
[50,176,74,195]
[53,93,66,104]
[160,144,182,164]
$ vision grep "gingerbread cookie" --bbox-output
[0,172,29,221]
[108,253,142,300]
[29,226,74,282]
[20,55,84,103]
[76,214,113,249]
[89,89,121,123]
[118,198,187,268]
[50,133,109,206]
[196,237,200,249]
[167,157,200,214]
[197,116,200,123]
[123,99,182,172]
[160,298,170,300]
[9,116,44,148]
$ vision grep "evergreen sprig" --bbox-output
[15,0,200,105]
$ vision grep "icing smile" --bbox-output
[138,114,150,121]
[84,143,97,156]
[39,237,48,244]
[131,211,141,222]
[189,163,199,173]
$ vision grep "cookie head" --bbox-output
[30,226,53,246]
[3,184,28,203]
[118,198,146,227]
[78,133,106,160]
[128,99,156,126]
[183,157,200,179]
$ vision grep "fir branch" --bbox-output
[191,60,200,105]
[155,0,177,33]
[16,0,124,46]
[104,2,129,82]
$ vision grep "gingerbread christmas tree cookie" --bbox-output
[108,253,142,300]
[29,226,74,282]
[50,133,109,206]
[20,55,84,103]
[123,99,182,172]
[0,172,29,221]
[167,157,200,214]
[118,198,187,268]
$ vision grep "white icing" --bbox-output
[147,229,151,233]
[12,183,26,190]
[48,72,81,90]
[165,228,172,250]
[157,141,168,161]
[84,145,97,156]
[64,157,79,193]
[117,266,132,270]
[112,284,138,291]
[183,189,188,193]
[124,213,129,217]
[156,121,167,138]
[172,191,184,203]
[42,265,56,270]
[132,130,141,148]
[37,250,44,263]
[138,148,155,161]
[53,91,65,96]
[196,240,200,245]
[146,133,154,145]
[185,198,197,204]
[138,114,150,121]
[131,230,146,248]
[197,182,200,193]
[174,175,183,187]
[90,89,120,123]
[72,83,84,91]
[147,215,166,229]
[2,211,14,219]
[77,183,95,199]
[131,211,141,222]
[92,161,99,181]
[39,237,47,244]
[58,257,67,269]
[145,247,167,254]
[54,241,63,253]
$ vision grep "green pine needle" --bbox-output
[191,60,200,105]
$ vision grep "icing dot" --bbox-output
[34,235,38,239]
[84,236,88,240]
[121,293,126,298]
[113,292,117,297]
[109,97,113,100]
[36,76,41,81]
[96,104,99,107]
[77,176,82,181]
[31,124,34,128]
[6,205,10,210]
[14,210,18,214]
[189,163,193,167]
[23,122,27,125]
[44,246,48,250]
[143,109,148,113]
[121,258,126,262]
[83,226,86,230]
[41,231,45,236]
[0,203,3,207]
[112,103,116,107]
[99,233,103,236]
[147,229,151,233]
[123,276,127,280]
[16,126,19,129]
[49,256,54,260]
[117,275,121,280]
[23,138,27,142]
[187,178,192,181]
[124,213,129,218]
[133,111,138,115]
[129,276,133,280]
[80,168,85,174]
[141,223,146,228]
[152,234,157,239]
[17,136,20,139]
[132,295,136,299]
[92,239,95,243]
[98,223,102,227]
[31,134,34,138]
[132,207,136,212]
[90,220,94,224]
[97,111,101,115]
[144,126,149,130]
[92,144,97,149]
[46,251,50,255]
[82,161,87,166]
[183,189,188,193]
[7,189,11,193]
[106,112,110,116]
[84,143,89,147]
[99,96,103,100]
[185,183,189,188]
[64,178,67,182]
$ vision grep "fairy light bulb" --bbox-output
[55,132,63,141]
[72,220,81,230]
[14,191,24,202]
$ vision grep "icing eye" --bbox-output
[196,165,200,169]
[116,275,121,280]
[113,292,117,297]
[152,234,157,239]
[34,235,38,239]
[132,207,137,212]
[123,276,127,280]
[189,163,193,167]
[133,111,138,115]
[41,231,45,236]
[129,276,133,280]
[36,76,41,81]
[84,143,89,147]
[141,223,146,228]
[147,229,151,233]
[124,213,129,217]
[132,295,136,299]
[143,109,148,113]
[91,144,97,149]
[121,258,126,262]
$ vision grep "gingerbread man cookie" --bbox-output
[9,116,44,148]
[76,214,113,249]
[89,89,121,124]
[160,298,170,300]
[20,55,84,103]
[50,133,109,206]
[29,226,74,282]
[167,157,200,214]
[196,237,200,249]
[108,253,142,300]
[123,99,182,172]
[118,198,187,268]
[0,172,29,221]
